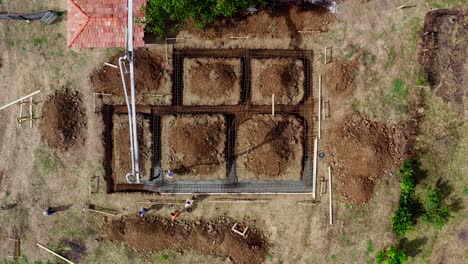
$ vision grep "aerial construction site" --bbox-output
[0,0,466,263]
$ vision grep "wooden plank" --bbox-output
[0,90,40,111]
[36,243,75,264]
[312,137,318,199]
[329,166,333,225]
[318,76,322,139]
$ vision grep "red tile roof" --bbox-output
[67,0,146,48]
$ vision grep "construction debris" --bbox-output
[231,223,249,238]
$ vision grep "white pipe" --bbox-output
[329,166,333,225]
[318,76,322,139]
[119,57,135,176]
[36,243,75,264]
[123,0,140,183]
[0,90,40,111]
[104,62,118,68]
[312,137,318,199]
[129,55,141,183]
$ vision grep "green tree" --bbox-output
[376,245,408,264]
[391,159,416,235]
[143,0,265,38]
[421,185,451,227]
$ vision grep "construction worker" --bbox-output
[184,196,195,212]
[166,170,174,182]
[171,210,180,221]
[43,207,56,216]
[139,207,148,217]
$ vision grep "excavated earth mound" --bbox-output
[41,89,86,150]
[103,216,269,264]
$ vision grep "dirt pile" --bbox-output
[41,89,86,150]
[186,4,334,38]
[103,216,268,264]
[420,9,467,117]
[161,115,226,180]
[328,114,406,204]
[236,115,303,180]
[183,58,242,105]
[90,49,172,105]
[112,114,152,183]
[251,59,304,105]
[325,60,357,97]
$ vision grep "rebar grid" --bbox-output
[105,49,317,193]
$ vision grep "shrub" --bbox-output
[376,245,408,264]
[143,0,266,38]
[391,159,416,235]
[421,186,451,227]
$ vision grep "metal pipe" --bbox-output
[118,57,135,176]
[120,0,140,184]
[129,54,141,183]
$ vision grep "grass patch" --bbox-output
[35,147,61,175]
[363,50,376,65]
[32,35,48,47]
[427,0,466,8]
[383,46,396,71]
[391,79,409,100]
[366,240,374,256]
[0,257,52,264]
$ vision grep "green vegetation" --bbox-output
[366,240,374,256]
[363,50,376,65]
[32,35,48,47]
[427,0,467,8]
[376,245,408,264]
[421,185,451,227]
[391,159,417,235]
[144,0,265,38]
[383,46,396,71]
[0,256,51,264]
[36,147,61,175]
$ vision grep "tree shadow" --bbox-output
[149,204,163,211]
[398,237,428,257]
[52,204,72,212]
[411,158,428,185]
[0,203,18,210]
[435,178,463,212]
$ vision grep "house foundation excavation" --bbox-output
[101,49,316,193]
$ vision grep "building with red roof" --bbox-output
[67,0,146,48]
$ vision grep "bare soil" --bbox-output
[183,58,242,105]
[112,114,152,183]
[325,60,357,98]
[40,89,85,150]
[420,9,467,117]
[236,115,303,180]
[161,115,227,180]
[186,5,335,38]
[103,216,268,264]
[328,114,407,204]
[90,49,172,105]
[251,59,304,105]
